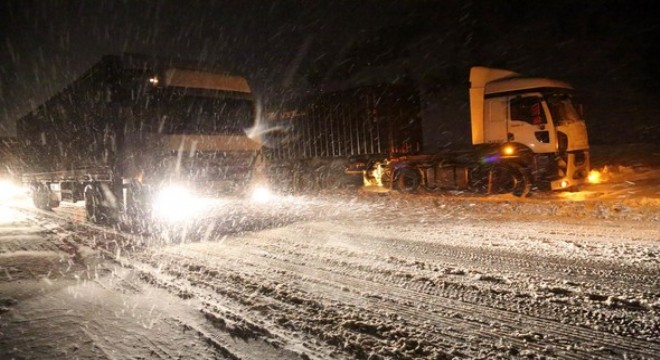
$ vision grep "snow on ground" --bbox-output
[126,207,658,359]
[1,144,659,359]
[0,204,302,359]
[57,188,658,359]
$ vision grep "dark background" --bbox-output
[1,0,658,148]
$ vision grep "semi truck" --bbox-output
[362,67,591,196]
[266,67,590,196]
[263,84,422,192]
[17,53,262,223]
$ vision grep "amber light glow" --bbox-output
[588,169,602,184]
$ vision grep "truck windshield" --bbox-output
[141,92,255,135]
[545,93,582,126]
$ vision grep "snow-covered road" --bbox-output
[1,189,658,359]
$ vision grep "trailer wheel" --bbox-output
[487,164,530,197]
[84,184,107,223]
[395,168,421,193]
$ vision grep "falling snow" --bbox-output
[1,2,659,359]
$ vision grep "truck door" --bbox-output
[483,97,508,143]
[507,95,556,154]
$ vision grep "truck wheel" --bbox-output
[488,165,530,197]
[395,168,420,193]
[84,185,107,223]
[32,184,51,210]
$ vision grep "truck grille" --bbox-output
[574,151,586,166]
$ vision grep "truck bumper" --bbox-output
[551,150,590,190]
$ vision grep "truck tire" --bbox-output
[487,164,530,197]
[32,184,50,210]
[395,168,421,193]
[31,183,59,210]
[84,184,108,224]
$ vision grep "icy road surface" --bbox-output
[1,187,659,359]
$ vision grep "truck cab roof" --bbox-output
[485,77,573,96]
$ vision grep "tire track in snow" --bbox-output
[263,222,659,338]
[133,256,344,360]
[239,243,659,359]
[139,251,478,359]
[299,221,659,295]
[15,198,659,359]
[223,220,658,357]
[11,205,308,360]
[260,251,658,359]
[142,235,658,360]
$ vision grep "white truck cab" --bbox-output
[470,67,590,190]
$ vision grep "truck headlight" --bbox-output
[250,186,274,203]
[152,184,200,221]
[0,179,24,200]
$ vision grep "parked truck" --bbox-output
[18,53,262,223]
[266,67,590,196]
[362,67,591,195]
[263,83,422,192]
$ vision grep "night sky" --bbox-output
[1,0,659,145]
